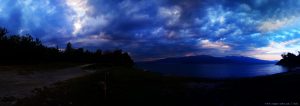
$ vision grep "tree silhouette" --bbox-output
[0,27,8,38]
[277,52,300,67]
[0,27,134,66]
[65,42,73,53]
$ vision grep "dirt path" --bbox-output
[0,64,93,98]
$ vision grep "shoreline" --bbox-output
[2,64,299,106]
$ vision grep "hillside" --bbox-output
[141,55,276,64]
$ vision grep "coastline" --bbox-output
[10,65,300,106]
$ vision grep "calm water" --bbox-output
[136,63,288,79]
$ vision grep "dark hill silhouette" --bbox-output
[147,55,231,64]
[223,56,277,64]
[0,27,134,66]
[141,55,275,64]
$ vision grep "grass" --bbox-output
[12,65,300,106]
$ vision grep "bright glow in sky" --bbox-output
[1,0,300,61]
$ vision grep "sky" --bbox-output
[1,0,300,61]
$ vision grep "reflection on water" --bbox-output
[137,63,288,79]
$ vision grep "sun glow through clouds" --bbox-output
[66,0,91,36]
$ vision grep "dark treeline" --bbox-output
[0,27,134,66]
[277,52,300,67]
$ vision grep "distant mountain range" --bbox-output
[140,55,277,64]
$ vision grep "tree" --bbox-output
[35,38,42,46]
[0,27,8,38]
[122,52,134,66]
[65,42,73,52]
[0,27,134,66]
[277,52,300,67]
[96,49,102,55]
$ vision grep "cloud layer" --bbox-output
[1,0,300,61]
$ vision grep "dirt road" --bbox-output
[0,64,92,98]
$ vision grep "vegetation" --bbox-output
[277,52,300,67]
[0,27,133,66]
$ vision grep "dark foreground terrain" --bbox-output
[1,64,297,106]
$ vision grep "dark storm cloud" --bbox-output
[0,0,73,42]
[2,0,300,60]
